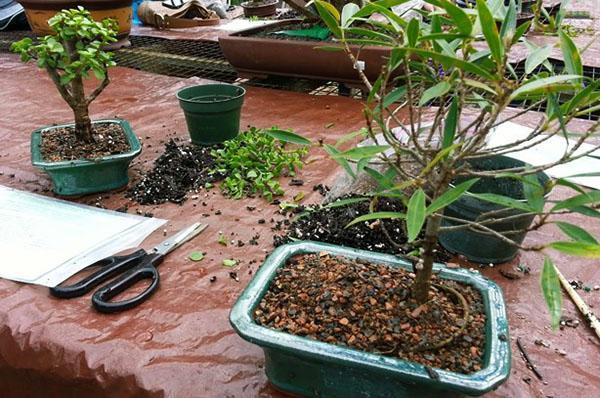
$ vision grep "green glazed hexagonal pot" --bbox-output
[230,241,511,398]
[30,118,141,196]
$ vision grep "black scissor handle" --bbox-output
[92,253,164,313]
[50,249,148,299]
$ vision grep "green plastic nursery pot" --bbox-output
[31,119,141,196]
[438,155,550,264]
[230,241,511,398]
[176,84,246,145]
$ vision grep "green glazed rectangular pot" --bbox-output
[31,119,141,196]
[230,241,511,398]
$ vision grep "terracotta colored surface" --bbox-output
[0,51,599,398]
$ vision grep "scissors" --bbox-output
[50,223,208,313]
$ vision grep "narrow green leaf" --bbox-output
[407,189,426,242]
[555,222,598,244]
[550,241,600,258]
[551,190,600,211]
[425,0,472,35]
[477,0,504,64]
[510,75,581,100]
[332,145,390,161]
[419,81,451,106]
[323,197,369,210]
[522,173,545,212]
[402,48,495,80]
[442,97,458,149]
[427,178,480,215]
[264,129,311,145]
[324,144,356,179]
[364,166,395,191]
[525,45,553,74]
[559,29,583,77]
[499,0,516,44]
[512,20,531,44]
[314,0,342,38]
[407,18,419,47]
[382,86,407,108]
[463,78,496,94]
[346,211,406,228]
[540,257,562,330]
[470,193,533,212]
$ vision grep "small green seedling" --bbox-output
[11,7,118,143]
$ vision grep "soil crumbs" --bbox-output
[127,139,222,205]
[274,196,451,263]
[255,253,486,374]
[41,122,130,162]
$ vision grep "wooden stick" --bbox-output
[554,265,600,340]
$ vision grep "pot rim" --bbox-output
[176,84,246,105]
[240,0,278,8]
[230,241,511,396]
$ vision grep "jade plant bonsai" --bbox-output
[11,7,118,143]
[315,0,600,327]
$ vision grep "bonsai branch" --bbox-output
[87,76,110,105]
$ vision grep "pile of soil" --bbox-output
[41,123,130,162]
[274,196,452,263]
[255,253,486,374]
[127,139,223,205]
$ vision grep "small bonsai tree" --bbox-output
[315,0,600,328]
[11,7,118,143]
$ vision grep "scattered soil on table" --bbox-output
[127,139,223,205]
[41,123,130,162]
[255,253,486,374]
[274,196,452,263]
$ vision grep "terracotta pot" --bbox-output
[219,20,392,86]
[241,0,277,18]
[16,0,133,47]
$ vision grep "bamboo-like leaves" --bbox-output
[559,28,582,77]
[550,241,600,258]
[427,178,479,215]
[419,81,451,106]
[540,257,562,330]
[525,44,553,75]
[346,211,406,228]
[555,221,599,245]
[509,75,582,100]
[265,129,312,145]
[314,0,341,38]
[477,0,504,65]
[341,3,360,27]
[425,0,472,36]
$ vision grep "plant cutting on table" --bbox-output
[230,1,600,397]
[10,7,141,195]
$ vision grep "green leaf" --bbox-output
[550,241,600,258]
[322,197,369,210]
[477,0,504,64]
[512,20,531,44]
[222,259,238,267]
[525,45,553,75]
[540,257,562,330]
[419,81,451,106]
[324,144,356,179]
[264,129,311,145]
[522,173,545,212]
[555,222,598,245]
[510,75,582,100]
[341,3,360,27]
[314,0,342,37]
[499,0,516,44]
[470,193,533,212]
[364,167,396,191]
[188,251,205,262]
[551,190,600,211]
[463,78,496,94]
[427,178,479,215]
[406,189,426,242]
[382,86,407,108]
[425,0,472,35]
[559,29,583,77]
[346,211,406,228]
[332,145,390,161]
[407,18,419,47]
[442,97,459,149]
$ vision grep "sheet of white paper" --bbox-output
[0,186,166,287]
[486,121,600,190]
[215,19,276,32]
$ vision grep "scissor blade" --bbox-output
[153,223,208,256]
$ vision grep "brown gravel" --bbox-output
[41,122,130,162]
[255,253,487,374]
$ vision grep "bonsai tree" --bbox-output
[315,0,600,328]
[11,7,118,143]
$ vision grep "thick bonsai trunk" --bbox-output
[411,214,442,304]
[70,75,94,143]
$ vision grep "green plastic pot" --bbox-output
[230,241,511,398]
[438,155,550,264]
[176,84,246,145]
[31,119,141,196]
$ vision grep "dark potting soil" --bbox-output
[255,253,486,374]
[41,123,130,162]
[273,196,452,263]
[127,139,223,205]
